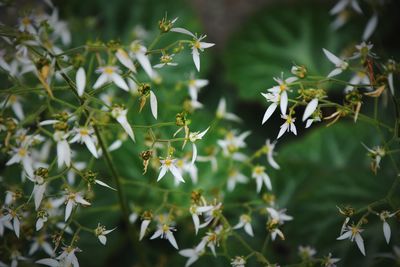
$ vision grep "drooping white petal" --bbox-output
[383,221,391,244]
[305,119,313,128]
[192,48,200,72]
[192,214,200,235]
[388,73,394,95]
[98,235,107,245]
[290,122,297,135]
[302,98,318,121]
[277,123,289,139]
[12,102,24,120]
[263,173,272,190]
[351,0,363,14]
[244,223,254,237]
[65,200,73,221]
[57,140,71,168]
[262,103,277,124]
[116,49,136,73]
[355,233,365,256]
[36,258,60,267]
[82,136,98,158]
[42,242,54,256]
[36,218,44,231]
[136,52,154,79]
[170,27,195,37]
[29,242,40,255]
[76,67,86,97]
[191,143,197,165]
[362,14,378,41]
[330,0,347,15]
[93,73,108,89]
[166,231,179,249]
[199,42,215,49]
[13,217,20,238]
[327,68,343,78]
[150,229,163,240]
[170,165,185,183]
[111,73,129,91]
[280,91,288,115]
[150,90,158,120]
[157,166,168,182]
[34,183,46,210]
[139,220,151,240]
[116,115,135,142]
[337,230,352,240]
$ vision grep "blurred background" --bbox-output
[2,0,400,266]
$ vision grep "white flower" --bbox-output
[62,191,91,221]
[75,67,86,97]
[277,114,297,139]
[116,48,136,73]
[1,209,21,238]
[139,219,151,240]
[265,139,280,169]
[3,250,27,267]
[129,41,154,79]
[56,246,81,267]
[344,71,371,93]
[2,95,25,120]
[179,247,203,267]
[322,48,349,78]
[231,256,246,267]
[379,210,396,244]
[351,42,376,60]
[233,214,254,237]
[69,126,98,158]
[36,212,48,231]
[95,223,116,245]
[0,213,13,236]
[362,14,378,41]
[29,175,47,210]
[197,227,222,257]
[323,253,341,267]
[189,205,213,235]
[189,127,209,164]
[150,224,179,249]
[199,203,222,229]
[302,98,319,122]
[267,207,293,225]
[217,130,250,156]
[93,66,129,91]
[265,75,298,116]
[154,53,178,69]
[337,225,365,256]
[187,74,209,100]
[252,166,271,193]
[227,169,248,192]
[170,28,215,71]
[157,157,185,183]
[29,235,54,256]
[298,245,317,259]
[216,98,242,122]
[6,146,34,178]
[111,107,135,142]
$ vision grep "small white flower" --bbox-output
[378,210,397,244]
[265,75,298,116]
[233,214,254,237]
[189,205,213,235]
[265,139,280,170]
[344,71,371,93]
[116,48,136,73]
[157,157,185,183]
[267,207,293,225]
[62,191,91,221]
[217,130,250,156]
[298,245,317,259]
[323,253,341,267]
[170,28,215,71]
[69,126,98,158]
[111,106,135,142]
[75,67,86,97]
[216,98,242,122]
[95,223,116,245]
[154,53,178,69]
[1,209,20,238]
[29,234,54,256]
[252,166,271,193]
[56,246,81,267]
[150,224,179,249]
[179,247,203,267]
[189,127,209,164]
[231,256,246,267]
[337,225,365,256]
[323,48,349,78]
[196,227,222,257]
[187,74,209,101]
[6,146,34,178]
[302,98,319,122]
[93,66,129,91]
[53,130,71,168]
[277,114,297,139]
[227,169,248,192]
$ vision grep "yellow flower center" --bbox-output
[104,67,114,74]
[254,166,264,175]
[164,159,172,166]
[22,17,31,26]
[18,148,27,157]
[79,129,89,136]
[279,84,287,92]
[193,41,201,49]
[357,71,366,78]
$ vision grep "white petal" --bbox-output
[116,49,136,73]
[150,229,162,240]
[166,231,179,249]
[29,242,40,255]
[75,194,91,206]
[351,0,363,14]
[383,221,391,244]
[76,67,86,97]
[191,143,197,165]
[13,217,20,238]
[95,180,117,191]
[244,223,254,237]
[305,119,313,128]
[330,0,347,15]
[323,48,341,65]
[363,14,378,41]
[263,173,272,190]
[42,242,54,256]
[139,220,150,240]
[170,165,185,183]
[83,136,98,158]
[34,183,46,210]
[355,233,365,256]
[327,68,343,78]
[12,101,24,120]
[277,123,289,139]
[200,42,215,49]
[111,73,129,91]
[280,91,288,115]
[39,120,60,126]
[192,48,200,72]
[150,91,158,120]
[93,73,108,89]
[388,73,394,95]
[262,103,277,124]
[36,218,44,231]
[291,123,298,135]
[157,166,168,182]
[36,258,60,267]
[136,52,154,79]
[255,177,262,193]
[65,200,73,221]
[98,235,107,245]
[192,214,200,235]
[116,115,135,142]
[170,27,195,37]
[302,98,318,121]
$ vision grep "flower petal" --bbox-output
[150,90,158,120]
[302,98,318,121]
[76,67,86,97]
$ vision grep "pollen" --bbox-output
[79,129,89,136]
[279,84,287,92]
[164,159,172,166]
[18,148,27,157]
[193,41,201,49]
[104,67,114,74]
